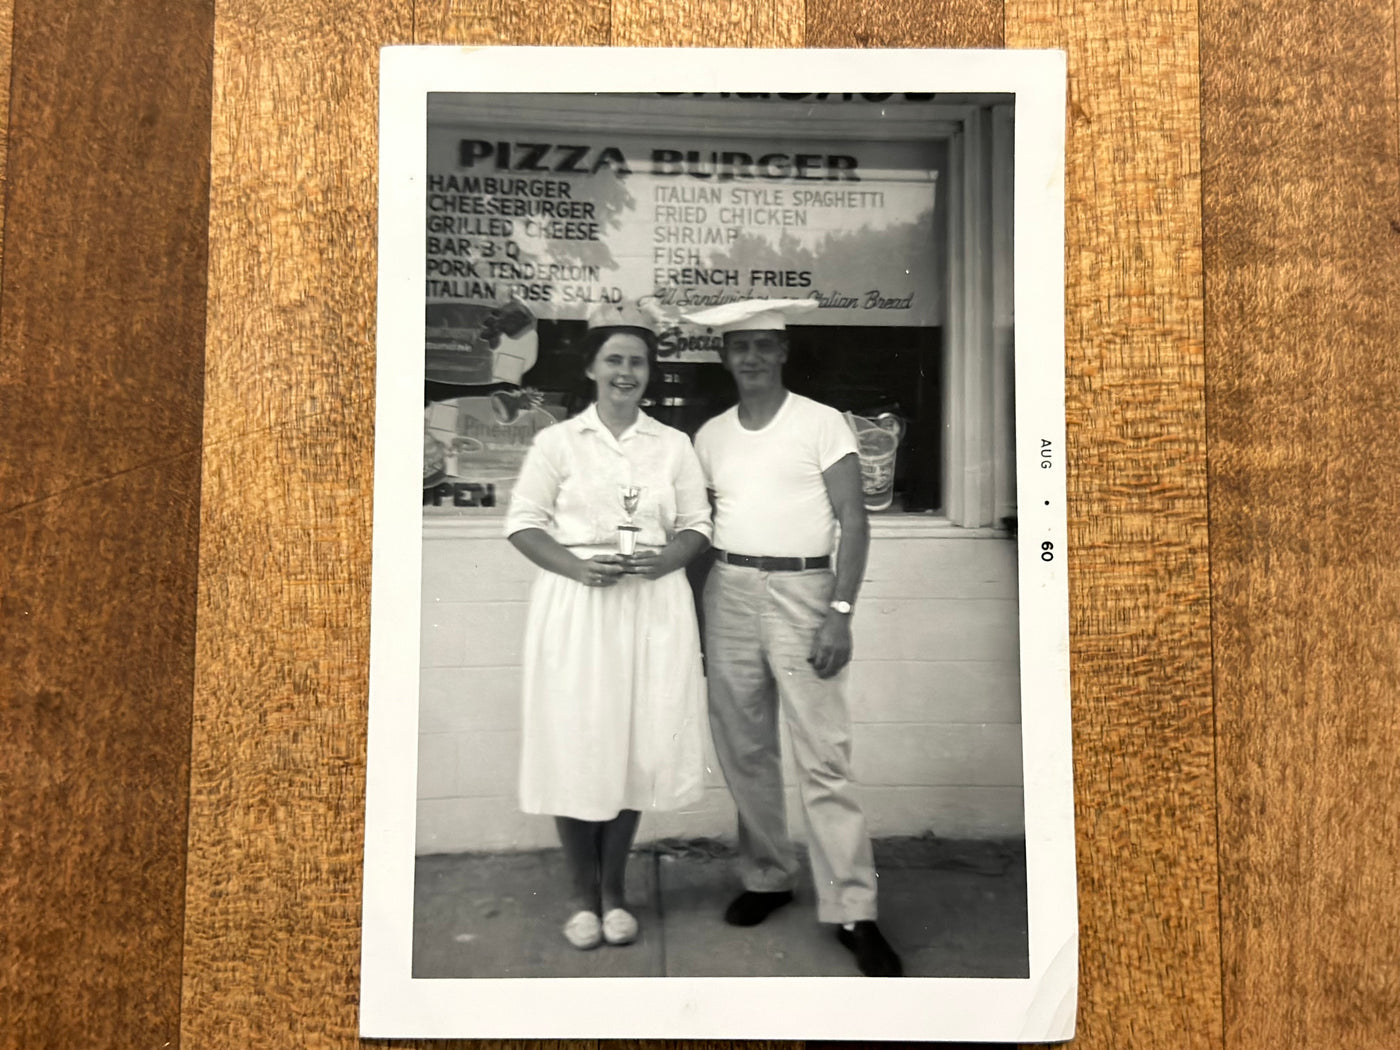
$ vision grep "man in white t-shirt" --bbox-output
[685,299,902,978]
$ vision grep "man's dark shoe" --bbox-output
[836,921,904,977]
[724,890,794,926]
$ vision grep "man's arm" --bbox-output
[810,451,869,678]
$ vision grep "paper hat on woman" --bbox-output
[586,299,661,334]
[680,298,817,333]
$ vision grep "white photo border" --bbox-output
[362,45,1073,1043]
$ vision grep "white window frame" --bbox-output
[943,101,1017,528]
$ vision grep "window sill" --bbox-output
[421,509,1011,542]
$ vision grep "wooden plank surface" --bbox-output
[417,0,608,46]
[0,1,213,1048]
[1201,1,1400,1047]
[807,0,1001,49]
[176,3,413,1048]
[2,0,1396,1044]
[1003,1,1224,1047]
[194,0,1214,1046]
[0,0,12,272]
[609,0,803,47]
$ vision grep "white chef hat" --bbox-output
[680,298,817,333]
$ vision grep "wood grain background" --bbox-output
[0,0,1396,1047]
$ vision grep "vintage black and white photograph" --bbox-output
[362,45,1072,1042]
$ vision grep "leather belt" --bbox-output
[713,549,831,571]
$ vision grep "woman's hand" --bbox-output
[618,531,709,581]
[576,553,626,588]
[619,549,673,580]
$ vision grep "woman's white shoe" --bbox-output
[602,907,639,945]
[563,910,603,950]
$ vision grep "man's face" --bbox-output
[721,329,788,394]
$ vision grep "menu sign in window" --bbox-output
[426,129,940,352]
[423,121,942,510]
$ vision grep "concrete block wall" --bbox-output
[417,522,1024,854]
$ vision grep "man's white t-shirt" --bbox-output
[694,392,858,558]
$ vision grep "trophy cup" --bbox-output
[617,485,642,557]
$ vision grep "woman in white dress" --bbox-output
[503,301,712,951]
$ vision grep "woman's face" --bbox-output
[586,332,650,413]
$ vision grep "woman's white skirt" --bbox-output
[518,556,707,820]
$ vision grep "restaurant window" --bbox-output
[421,93,1015,527]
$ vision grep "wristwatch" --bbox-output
[829,599,854,615]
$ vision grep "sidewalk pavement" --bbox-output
[413,836,1028,979]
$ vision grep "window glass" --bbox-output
[422,97,947,515]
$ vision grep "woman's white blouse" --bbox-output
[504,405,713,548]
